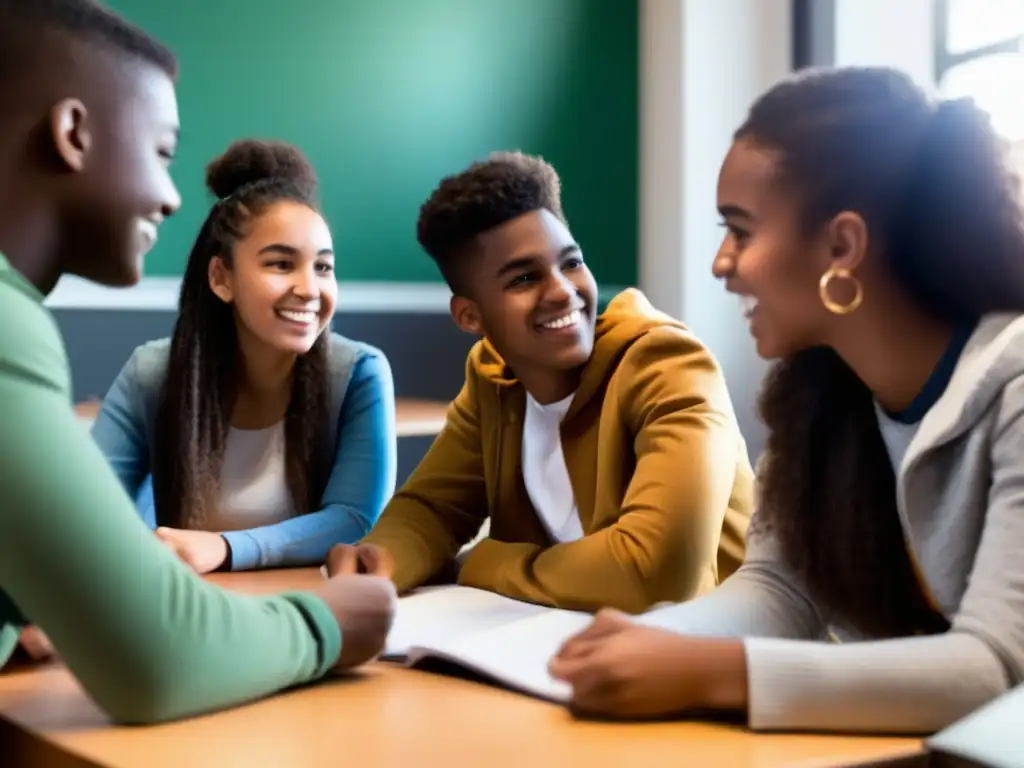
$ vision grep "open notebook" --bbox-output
[921,684,1024,768]
[376,585,595,702]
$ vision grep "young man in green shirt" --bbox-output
[0,0,395,724]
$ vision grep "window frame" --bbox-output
[933,0,1023,84]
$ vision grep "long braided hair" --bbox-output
[152,139,333,529]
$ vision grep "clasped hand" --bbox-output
[548,609,749,720]
[155,527,229,574]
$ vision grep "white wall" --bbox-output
[638,0,793,459]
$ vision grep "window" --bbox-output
[935,0,1024,142]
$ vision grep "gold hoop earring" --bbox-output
[819,267,863,315]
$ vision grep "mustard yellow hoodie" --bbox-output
[364,289,754,613]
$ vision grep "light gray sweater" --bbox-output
[641,313,1024,734]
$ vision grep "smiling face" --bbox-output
[63,62,183,286]
[451,208,598,376]
[209,200,337,356]
[711,138,849,360]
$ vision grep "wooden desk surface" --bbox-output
[74,397,449,438]
[0,571,925,768]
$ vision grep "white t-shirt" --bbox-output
[875,403,923,474]
[208,421,294,531]
[521,392,584,543]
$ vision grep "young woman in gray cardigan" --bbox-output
[550,66,1024,735]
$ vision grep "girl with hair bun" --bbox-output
[91,138,397,574]
[550,67,1024,735]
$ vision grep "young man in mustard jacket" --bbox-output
[331,152,753,614]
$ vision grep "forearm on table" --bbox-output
[458,535,664,613]
[743,631,1010,733]
[638,563,826,639]
[0,378,341,723]
[223,504,372,570]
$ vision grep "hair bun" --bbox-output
[205,139,318,200]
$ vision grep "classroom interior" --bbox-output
[4,0,1023,765]
[44,0,1024,481]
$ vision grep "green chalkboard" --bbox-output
[107,0,638,287]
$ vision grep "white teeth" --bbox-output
[278,309,317,324]
[137,220,159,253]
[739,295,759,318]
[541,309,581,330]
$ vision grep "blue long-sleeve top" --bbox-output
[89,334,397,571]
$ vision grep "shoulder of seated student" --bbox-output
[324,332,391,395]
[122,337,172,392]
[952,314,1024,442]
[119,332,390,405]
[326,332,388,371]
[108,338,172,429]
[0,277,70,394]
[324,334,393,439]
[612,325,736,428]
[991,373,1024,442]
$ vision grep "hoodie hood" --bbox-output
[905,312,1024,467]
[469,288,687,409]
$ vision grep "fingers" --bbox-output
[552,658,618,719]
[155,529,200,572]
[564,658,626,720]
[19,626,56,662]
[326,544,394,578]
[549,636,605,680]
[316,574,398,670]
[553,608,631,662]
[178,548,201,572]
[358,545,394,578]
[549,652,586,681]
[568,683,618,720]
[552,635,600,668]
[326,545,360,576]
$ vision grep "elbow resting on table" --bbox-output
[96,674,211,726]
[91,658,265,725]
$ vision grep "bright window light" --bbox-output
[940,0,1024,142]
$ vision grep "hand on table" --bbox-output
[156,527,229,574]
[548,609,749,720]
[311,572,397,671]
[18,626,56,663]
[325,543,395,579]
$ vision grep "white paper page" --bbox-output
[408,608,593,702]
[383,586,551,659]
[927,684,1024,768]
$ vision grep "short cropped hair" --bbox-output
[416,151,564,293]
[0,0,177,80]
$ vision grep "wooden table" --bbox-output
[74,397,449,438]
[0,571,926,768]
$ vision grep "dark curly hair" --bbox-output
[152,139,333,530]
[0,0,177,82]
[742,67,1024,638]
[417,151,564,295]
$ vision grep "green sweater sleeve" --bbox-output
[0,266,341,724]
